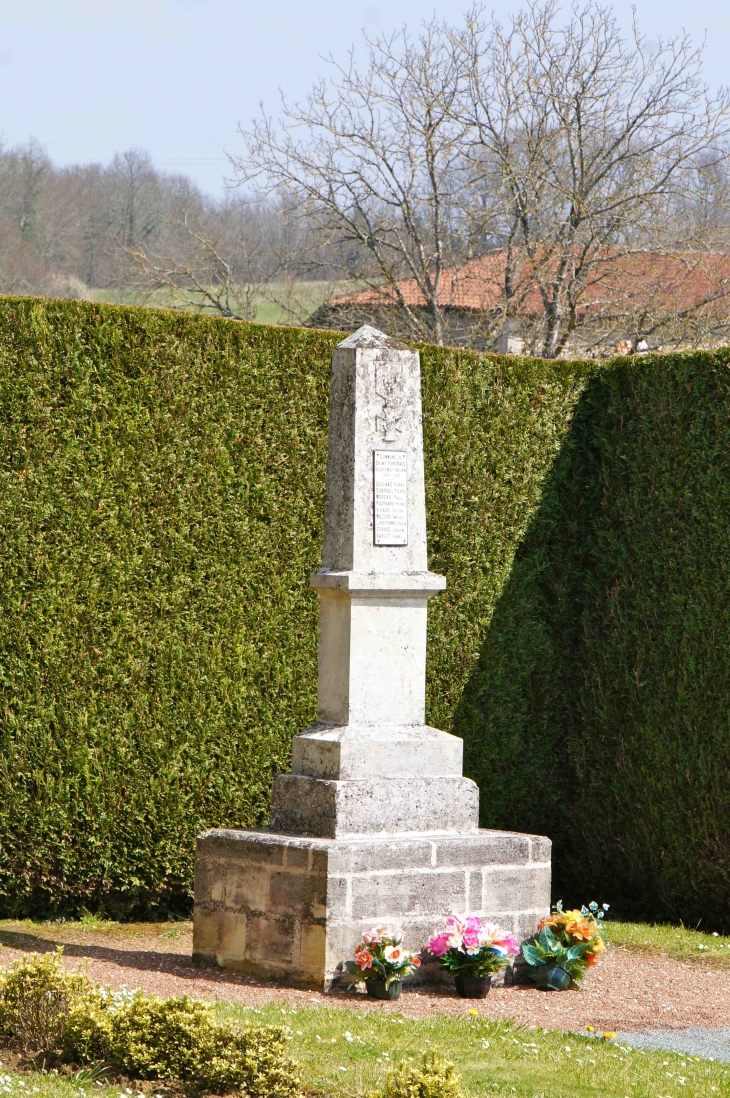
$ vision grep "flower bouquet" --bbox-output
[344,925,421,1000]
[522,901,609,990]
[427,915,520,998]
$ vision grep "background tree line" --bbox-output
[0,141,310,318]
[3,1,730,356]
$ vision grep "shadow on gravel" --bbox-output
[0,928,510,1002]
[0,928,253,987]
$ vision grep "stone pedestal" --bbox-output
[193,828,551,988]
[193,326,551,988]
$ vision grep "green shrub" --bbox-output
[379,1052,463,1098]
[0,949,92,1052]
[106,993,300,1095]
[0,951,300,1095]
[61,987,114,1062]
[460,351,730,927]
[0,295,587,918]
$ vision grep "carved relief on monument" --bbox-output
[374,360,404,441]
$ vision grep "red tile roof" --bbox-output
[328,252,730,318]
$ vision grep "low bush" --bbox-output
[0,950,91,1052]
[0,952,301,1096]
[379,1051,463,1098]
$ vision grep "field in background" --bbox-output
[91,279,356,327]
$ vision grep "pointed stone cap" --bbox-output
[337,325,410,351]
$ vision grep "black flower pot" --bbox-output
[454,974,492,998]
[366,979,403,1000]
[531,964,572,991]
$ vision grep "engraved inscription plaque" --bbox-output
[373,450,408,546]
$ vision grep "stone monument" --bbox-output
[193,326,551,988]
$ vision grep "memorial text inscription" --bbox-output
[373,450,408,546]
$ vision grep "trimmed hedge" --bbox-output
[459,351,730,928]
[1,295,728,925]
[0,296,587,917]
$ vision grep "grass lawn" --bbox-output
[605,922,730,968]
[0,1066,125,1098]
[217,1000,730,1097]
[1,1011,728,1098]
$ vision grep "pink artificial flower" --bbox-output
[443,915,465,951]
[362,924,390,946]
[479,922,520,955]
[427,932,451,957]
[462,929,481,954]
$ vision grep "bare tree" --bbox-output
[126,194,264,320]
[234,21,494,346]
[232,2,730,355]
[452,1,730,356]
[125,189,328,323]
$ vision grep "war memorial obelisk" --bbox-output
[193,326,551,988]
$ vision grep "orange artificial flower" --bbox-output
[355,948,373,970]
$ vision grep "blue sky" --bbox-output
[2,0,729,196]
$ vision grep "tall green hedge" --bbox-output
[0,296,588,917]
[459,352,730,929]
[1,296,728,926]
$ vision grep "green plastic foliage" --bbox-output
[2,295,729,926]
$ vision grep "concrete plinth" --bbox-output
[193,827,551,989]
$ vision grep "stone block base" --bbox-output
[193,827,551,989]
[270,773,479,838]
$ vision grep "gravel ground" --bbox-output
[614,1027,730,1061]
[2,921,730,1033]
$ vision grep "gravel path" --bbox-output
[2,921,730,1033]
[614,1027,730,1061]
